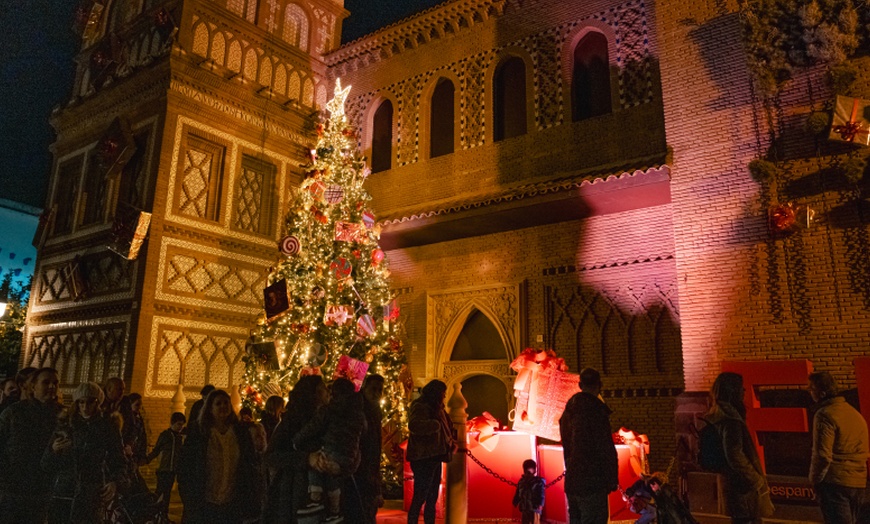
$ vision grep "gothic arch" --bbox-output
[282,3,311,51]
[427,283,524,396]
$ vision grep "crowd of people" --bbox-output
[0,368,387,524]
[0,365,866,524]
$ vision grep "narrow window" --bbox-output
[371,100,393,173]
[176,133,225,222]
[53,157,84,236]
[283,4,309,51]
[232,155,277,236]
[493,56,527,141]
[430,78,454,158]
[573,32,612,121]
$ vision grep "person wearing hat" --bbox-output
[42,381,127,524]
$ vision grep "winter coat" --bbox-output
[559,391,618,495]
[704,401,771,519]
[262,408,315,524]
[292,393,366,475]
[147,428,184,473]
[121,410,148,465]
[41,413,127,523]
[513,473,545,513]
[406,398,455,463]
[177,422,261,523]
[260,412,280,442]
[0,398,63,496]
[809,396,869,488]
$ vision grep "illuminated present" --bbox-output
[323,304,353,326]
[830,95,870,146]
[334,221,366,243]
[108,203,151,260]
[333,354,368,391]
[467,431,537,520]
[512,367,579,441]
[537,442,647,523]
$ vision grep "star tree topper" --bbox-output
[325,78,352,119]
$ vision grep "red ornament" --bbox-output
[769,203,797,236]
[330,257,353,279]
[316,123,325,136]
[371,249,385,266]
[352,249,361,259]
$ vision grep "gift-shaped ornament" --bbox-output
[335,221,366,242]
[512,363,579,441]
[310,206,329,224]
[263,279,290,320]
[830,95,870,146]
[307,180,327,202]
[383,299,400,322]
[362,211,376,229]
[108,203,151,260]
[324,184,344,204]
[245,338,279,369]
[324,304,353,326]
[333,354,369,391]
[356,314,376,337]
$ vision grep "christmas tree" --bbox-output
[242,80,410,475]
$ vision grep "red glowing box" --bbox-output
[466,431,537,520]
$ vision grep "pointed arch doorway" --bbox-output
[428,283,524,428]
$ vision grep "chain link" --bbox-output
[464,449,566,490]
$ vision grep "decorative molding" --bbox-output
[164,115,294,244]
[169,80,310,145]
[154,236,272,316]
[145,316,249,398]
[426,282,524,379]
[442,360,513,382]
[25,316,131,387]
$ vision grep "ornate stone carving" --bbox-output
[427,282,523,378]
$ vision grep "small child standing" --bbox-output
[146,412,186,521]
[512,459,545,524]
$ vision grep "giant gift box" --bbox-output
[511,349,579,441]
[463,436,644,522]
[467,430,538,520]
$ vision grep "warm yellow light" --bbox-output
[0,301,7,319]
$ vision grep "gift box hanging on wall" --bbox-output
[98,117,137,179]
[108,202,151,260]
[830,95,870,146]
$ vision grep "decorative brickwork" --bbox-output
[26,320,129,387]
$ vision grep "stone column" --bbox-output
[170,384,186,415]
[446,382,468,524]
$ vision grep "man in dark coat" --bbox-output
[0,368,63,524]
[559,367,618,524]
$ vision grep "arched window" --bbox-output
[283,4,309,51]
[371,100,393,173]
[430,78,454,158]
[493,56,527,142]
[227,0,257,22]
[572,32,612,121]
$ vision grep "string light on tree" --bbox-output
[242,78,412,484]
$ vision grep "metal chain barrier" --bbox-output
[464,449,566,490]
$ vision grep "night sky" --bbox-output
[0,0,444,209]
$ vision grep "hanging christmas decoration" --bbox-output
[242,79,408,488]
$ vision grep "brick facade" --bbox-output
[25,0,870,474]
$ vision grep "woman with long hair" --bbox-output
[704,372,774,523]
[261,395,286,442]
[262,374,329,524]
[177,389,260,524]
[406,379,456,524]
[42,381,127,524]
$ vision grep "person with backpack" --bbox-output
[807,371,869,524]
[702,372,774,524]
